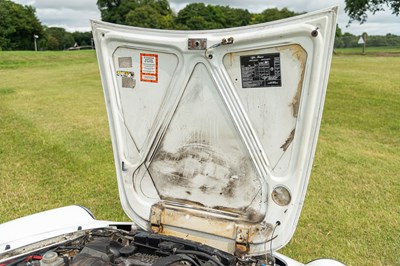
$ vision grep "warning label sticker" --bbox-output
[116,70,134,78]
[240,53,281,88]
[140,53,158,83]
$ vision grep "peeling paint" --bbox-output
[288,45,307,118]
[276,44,307,118]
[280,129,295,151]
[291,84,302,118]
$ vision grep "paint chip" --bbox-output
[280,129,295,151]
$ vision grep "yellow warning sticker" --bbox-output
[116,70,134,78]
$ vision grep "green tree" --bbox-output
[385,33,400,46]
[345,0,400,23]
[126,5,165,29]
[72,31,93,46]
[143,0,172,16]
[97,0,139,24]
[0,0,43,50]
[334,24,344,48]
[219,6,251,27]
[176,3,214,29]
[97,0,173,27]
[334,37,344,48]
[252,7,301,24]
[176,3,251,30]
[341,32,358,48]
[45,27,74,50]
[336,25,343,38]
[97,1,301,30]
[46,36,60,50]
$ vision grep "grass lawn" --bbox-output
[0,50,399,265]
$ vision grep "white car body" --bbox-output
[0,7,344,266]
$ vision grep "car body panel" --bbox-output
[0,206,109,255]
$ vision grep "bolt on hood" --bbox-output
[91,7,337,256]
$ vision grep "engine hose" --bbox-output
[175,250,225,266]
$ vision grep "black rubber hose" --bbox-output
[175,250,225,266]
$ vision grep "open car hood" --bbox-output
[91,7,337,256]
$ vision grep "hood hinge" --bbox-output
[235,225,250,255]
[150,205,163,233]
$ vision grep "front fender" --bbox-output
[0,205,109,253]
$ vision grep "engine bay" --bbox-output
[1,227,286,266]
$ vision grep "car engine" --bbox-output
[2,227,285,266]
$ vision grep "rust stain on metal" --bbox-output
[158,196,265,224]
[153,204,238,239]
[150,203,274,256]
[235,226,250,255]
[234,243,248,256]
[188,38,207,50]
[235,226,249,243]
[247,222,273,246]
[289,45,307,118]
[151,225,162,233]
[277,44,307,118]
[291,84,302,117]
[280,129,295,151]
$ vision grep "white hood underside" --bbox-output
[92,6,337,256]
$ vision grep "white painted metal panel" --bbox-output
[92,6,337,255]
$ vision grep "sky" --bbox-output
[13,0,400,35]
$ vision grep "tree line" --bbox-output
[1,0,301,51]
[335,32,400,48]
[1,0,399,51]
[0,0,92,51]
[97,0,300,29]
